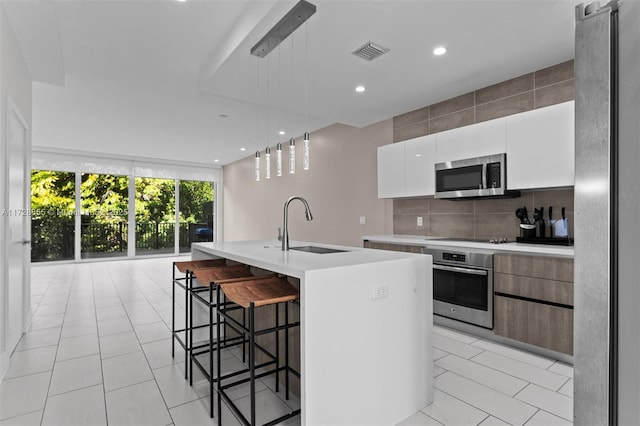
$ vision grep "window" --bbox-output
[135,177,175,256]
[30,163,218,261]
[179,180,215,253]
[31,170,75,262]
[80,173,129,259]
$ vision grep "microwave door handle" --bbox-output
[433,264,489,276]
[481,163,487,189]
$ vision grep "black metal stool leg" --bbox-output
[216,285,222,423]
[186,270,191,381]
[172,265,176,358]
[242,308,246,363]
[275,303,280,393]
[209,283,214,418]
[285,301,290,400]
[249,302,256,426]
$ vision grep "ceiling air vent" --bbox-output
[351,41,390,61]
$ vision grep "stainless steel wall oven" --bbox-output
[423,246,494,329]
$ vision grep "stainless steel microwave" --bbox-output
[434,153,520,199]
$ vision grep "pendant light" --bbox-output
[276,143,283,176]
[303,132,310,171]
[289,138,296,174]
[264,51,271,180]
[255,55,261,182]
[255,151,261,182]
[302,16,310,171]
[249,0,317,179]
[265,146,271,179]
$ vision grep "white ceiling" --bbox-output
[3,0,576,166]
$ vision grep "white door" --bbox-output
[6,99,30,353]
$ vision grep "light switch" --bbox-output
[360,216,366,225]
[417,216,423,227]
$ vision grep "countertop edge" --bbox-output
[362,235,575,258]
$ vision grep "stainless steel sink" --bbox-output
[289,246,348,254]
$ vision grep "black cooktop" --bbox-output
[431,237,513,244]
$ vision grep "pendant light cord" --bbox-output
[305,16,309,131]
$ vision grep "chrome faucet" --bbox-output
[282,196,313,251]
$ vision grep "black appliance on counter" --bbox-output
[422,246,494,329]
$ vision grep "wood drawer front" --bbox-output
[363,241,423,254]
[494,253,573,282]
[494,272,573,307]
[494,295,573,355]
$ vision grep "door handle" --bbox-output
[21,239,30,245]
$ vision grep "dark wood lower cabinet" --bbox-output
[494,295,573,355]
[494,253,574,355]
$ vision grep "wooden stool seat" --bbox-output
[219,276,299,309]
[191,264,253,286]
[174,258,226,273]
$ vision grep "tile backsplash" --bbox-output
[392,60,574,143]
[393,189,574,240]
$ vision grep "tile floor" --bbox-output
[0,257,573,426]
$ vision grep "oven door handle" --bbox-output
[433,264,489,276]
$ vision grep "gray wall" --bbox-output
[223,120,393,247]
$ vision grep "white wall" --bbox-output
[0,3,33,378]
[223,120,394,247]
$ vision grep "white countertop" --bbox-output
[363,234,575,257]
[192,239,425,278]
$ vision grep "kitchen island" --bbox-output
[192,240,432,426]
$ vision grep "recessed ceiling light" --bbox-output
[416,154,422,157]
[355,85,366,93]
[240,147,246,151]
[214,159,219,163]
[279,130,285,135]
[433,46,447,56]
[177,0,187,2]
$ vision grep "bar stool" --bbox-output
[191,267,276,417]
[172,258,226,379]
[216,276,301,426]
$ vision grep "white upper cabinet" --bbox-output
[377,101,575,198]
[377,142,406,198]
[405,135,437,197]
[436,118,507,163]
[506,101,575,190]
[377,134,437,198]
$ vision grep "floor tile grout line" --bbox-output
[469,338,557,370]
[427,376,495,423]
[466,349,572,392]
[436,353,531,399]
[0,408,44,424]
[520,407,541,426]
[437,370,540,418]
[106,259,180,426]
[89,263,110,426]
[38,263,78,426]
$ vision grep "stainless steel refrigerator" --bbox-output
[575,1,640,424]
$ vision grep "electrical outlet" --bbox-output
[372,285,389,300]
[360,216,366,225]
[417,216,423,227]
